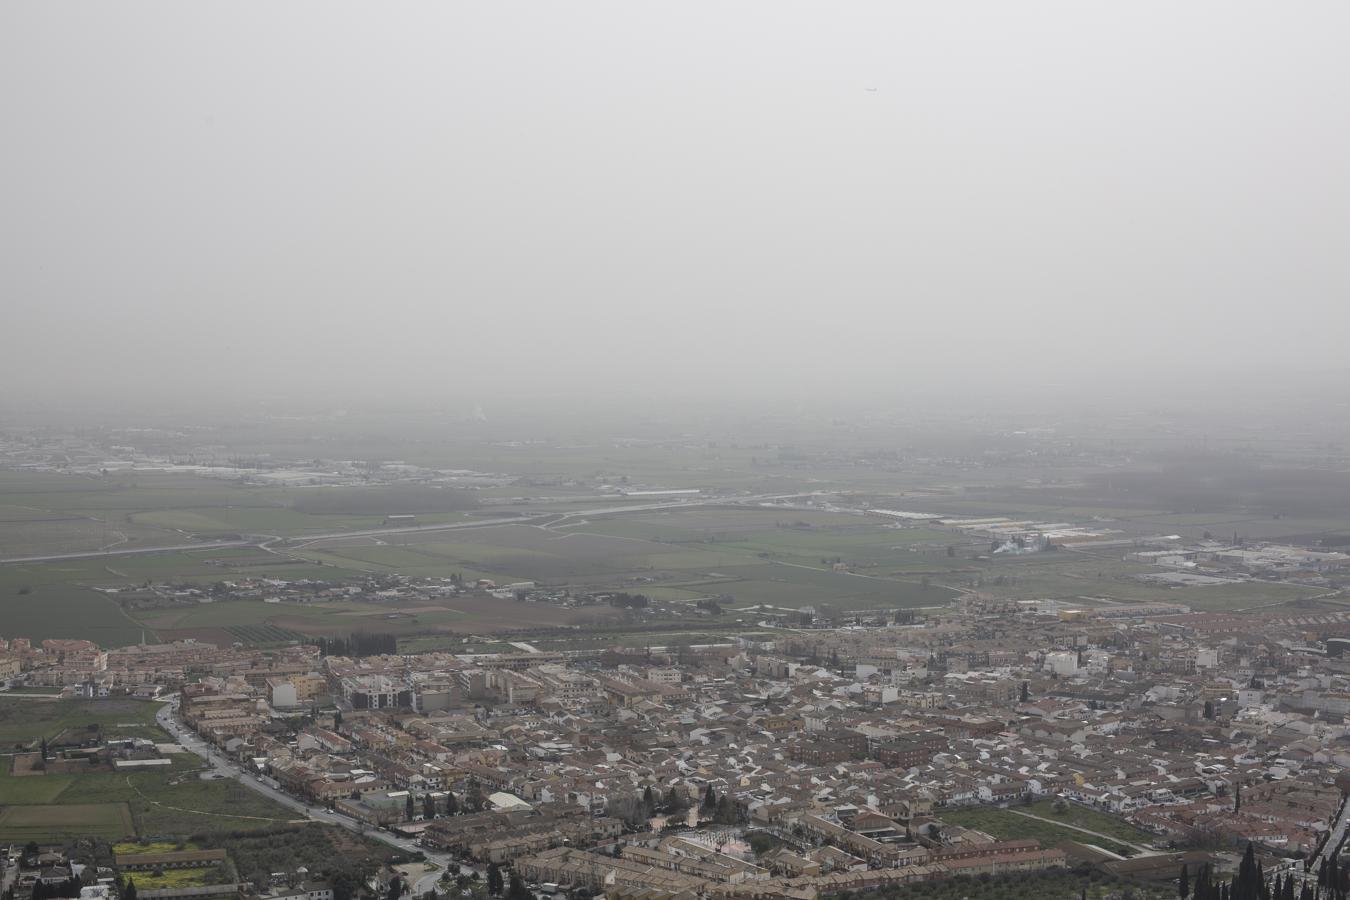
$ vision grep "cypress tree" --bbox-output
[1237,842,1256,900]
[1198,862,1213,900]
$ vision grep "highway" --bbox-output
[0,541,252,565]
[154,698,470,895]
[272,494,799,548]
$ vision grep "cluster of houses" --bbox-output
[14,587,1350,898]
[139,603,1350,896]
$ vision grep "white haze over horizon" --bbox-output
[3,2,1349,417]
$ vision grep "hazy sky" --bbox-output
[4,2,1349,414]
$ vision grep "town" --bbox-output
[8,586,1350,900]
[8,0,1350,896]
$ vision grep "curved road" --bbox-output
[155,697,473,895]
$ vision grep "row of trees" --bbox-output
[1181,844,1340,900]
[30,879,86,900]
[605,784,742,828]
[404,789,470,821]
[1305,852,1350,898]
[394,779,486,822]
[700,785,741,825]
[484,864,532,900]
[314,632,400,657]
[197,824,404,900]
[607,593,649,609]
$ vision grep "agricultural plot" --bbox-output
[0,574,146,646]
[0,470,485,563]
[125,868,218,889]
[702,563,956,610]
[716,526,960,569]
[1124,513,1350,544]
[341,515,940,578]
[524,627,779,653]
[938,806,1139,858]
[93,550,354,585]
[225,624,311,645]
[0,773,77,803]
[435,442,782,492]
[290,513,967,614]
[11,465,1339,650]
[287,483,478,515]
[128,509,252,533]
[0,803,134,842]
[311,529,636,580]
[0,544,373,646]
[0,515,158,559]
[133,593,621,646]
[572,507,872,541]
[0,762,298,841]
[131,507,386,537]
[961,552,1322,610]
[111,843,221,890]
[143,598,464,633]
[1022,799,1157,846]
[0,697,168,748]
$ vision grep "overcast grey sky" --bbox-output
[3,2,1348,414]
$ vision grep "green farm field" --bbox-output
[0,695,297,840]
[132,593,628,645]
[295,512,962,611]
[0,471,484,559]
[5,466,1346,649]
[960,551,1323,610]
[0,697,168,747]
[0,760,299,841]
[938,803,1153,858]
[0,803,135,842]
[0,573,146,645]
[1019,799,1159,846]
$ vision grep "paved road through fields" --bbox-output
[155,697,474,892]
